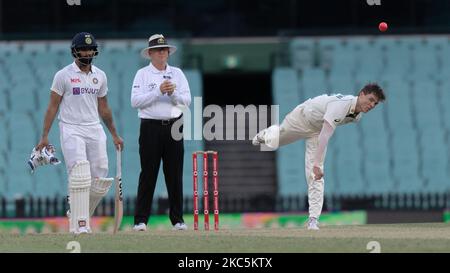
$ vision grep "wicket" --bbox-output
[192,151,219,231]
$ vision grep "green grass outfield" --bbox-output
[0,223,449,253]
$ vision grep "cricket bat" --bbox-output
[113,147,123,234]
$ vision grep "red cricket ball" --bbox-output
[379,22,388,32]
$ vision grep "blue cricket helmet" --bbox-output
[71,32,99,65]
[71,32,98,50]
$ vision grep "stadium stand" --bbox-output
[275,35,449,199]
[273,68,307,196]
[0,39,203,204]
[0,35,448,212]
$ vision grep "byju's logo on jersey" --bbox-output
[73,87,99,95]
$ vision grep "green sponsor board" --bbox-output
[121,213,243,229]
[257,211,366,228]
[123,211,366,229]
[0,211,367,234]
[444,211,450,223]
[0,220,46,234]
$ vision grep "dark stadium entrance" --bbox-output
[203,72,272,106]
[202,72,277,213]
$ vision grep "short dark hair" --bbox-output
[359,83,386,102]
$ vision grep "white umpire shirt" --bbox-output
[130,63,191,120]
[303,94,362,130]
[51,62,108,125]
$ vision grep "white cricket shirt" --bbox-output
[130,63,191,120]
[303,94,362,130]
[51,62,107,125]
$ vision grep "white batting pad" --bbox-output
[69,160,91,234]
[89,177,113,216]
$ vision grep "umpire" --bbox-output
[131,34,191,231]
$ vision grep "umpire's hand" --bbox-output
[160,80,176,95]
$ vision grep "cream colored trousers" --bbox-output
[259,104,327,219]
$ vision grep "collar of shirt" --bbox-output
[346,96,361,119]
[70,62,97,74]
[348,96,357,114]
[149,62,172,75]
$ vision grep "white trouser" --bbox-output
[59,122,110,232]
[59,122,108,178]
[260,104,326,219]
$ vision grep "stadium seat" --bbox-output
[0,90,7,112]
[272,68,305,196]
[22,42,48,54]
[328,74,357,96]
[101,40,130,52]
[391,128,422,193]
[328,47,356,74]
[0,42,20,55]
[385,94,414,130]
[289,38,316,70]
[317,37,344,69]
[277,142,308,196]
[48,41,71,53]
[323,142,338,194]
[333,125,365,195]
[300,68,328,100]
[181,70,204,197]
[439,82,450,130]
[2,36,450,203]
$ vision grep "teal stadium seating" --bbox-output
[0,35,449,203]
[0,39,203,203]
[273,68,307,196]
[276,35,449,197]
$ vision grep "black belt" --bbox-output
[141,115,182,126]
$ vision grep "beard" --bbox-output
[77,57,93,66]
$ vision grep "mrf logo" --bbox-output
[78,219,86,227]
[71,78,81,83]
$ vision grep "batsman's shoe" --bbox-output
[252,130,266,146]
[133,223,147,231]
[173,222,188,230]
[307,217,319,230]
[75,226,91,235]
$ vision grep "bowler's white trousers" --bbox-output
[261,104,326,219]
[59,122,109,178]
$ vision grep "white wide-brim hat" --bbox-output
[140,34,177,59]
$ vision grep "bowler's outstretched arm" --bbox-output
[313,121,335,180]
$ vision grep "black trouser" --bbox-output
[134,116,184,225]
